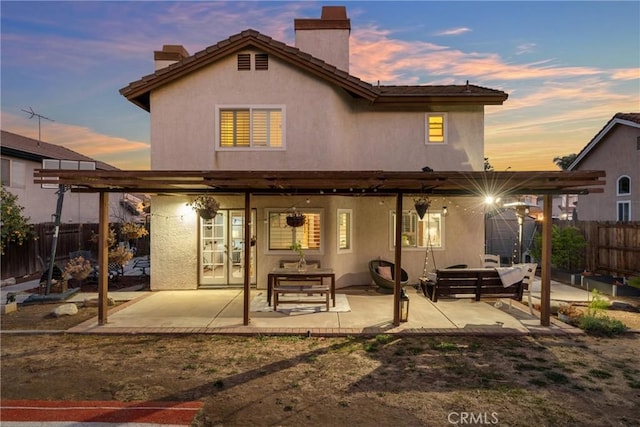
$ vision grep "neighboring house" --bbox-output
[119,6,510,290]
[568,113,640,221]
[0,130,129,224]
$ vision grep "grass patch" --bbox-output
[544,371,569,384]
[578,314,627,336]
[588,369,612,379]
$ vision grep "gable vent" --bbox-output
[237,54,251,71]
[255,53,269,70]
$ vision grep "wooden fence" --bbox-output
[1,223,150,280]
[559,221,640,277]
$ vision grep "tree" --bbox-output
[553,154,577,170]
[531,225,586,271]
[1,185,34,255]
[484,157,494,171]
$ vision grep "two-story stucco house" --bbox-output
[1,130,124,224]
[119,6,511,291]
[569,113,640,221]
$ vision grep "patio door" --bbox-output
[199,209,256,287]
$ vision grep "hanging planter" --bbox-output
[188,195,220,220]
[286,212,306,227]
[414,197,430,219]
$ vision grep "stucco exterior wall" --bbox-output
[150,51,485,172]
[294,29,350,72]
[3,156,123,224]
[149,194,483,290]
[575,125,640,221]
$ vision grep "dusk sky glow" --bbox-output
[2,1,638,171]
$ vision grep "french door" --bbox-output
[199,209,256,287]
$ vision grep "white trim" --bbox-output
[616,175,631,196]
[389,210,445,251]
[265,208,324,255]
[617,200,631,222]
[215,105,286,151]
[337,208,353,254]
[425,112,447,144]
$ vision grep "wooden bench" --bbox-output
[273,283,330,311]
[421,268,524,303]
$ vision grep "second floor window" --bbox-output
[617,176,631,195]
[617,201,630,222]
[217,106,284,149]
[426,113,447,144]
[1,158,26,188]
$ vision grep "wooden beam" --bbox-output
[540,194,552,326]
[98,192,109,325]
[243,192,251,326]
[393,192,403,326]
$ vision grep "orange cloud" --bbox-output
[2,112,150,170]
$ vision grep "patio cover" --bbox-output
[33,169,606,328]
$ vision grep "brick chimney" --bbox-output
[153,45,190,70]
[294,6,351,72]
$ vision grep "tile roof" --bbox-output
[120,29,507,111]
[0,130,118,171]
[569,112,640,170]
[614,112,640,125]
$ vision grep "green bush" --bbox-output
[578,314,627,337]
[531,225,586,271]
[1,185,35,255]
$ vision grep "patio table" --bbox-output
[267,268,335,307]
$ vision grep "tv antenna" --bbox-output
[21,107,54,143]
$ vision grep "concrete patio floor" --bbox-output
[58,280,585,336]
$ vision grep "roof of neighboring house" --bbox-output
[120,29,508,111]
[0,130,118,171]
[568,112,640,170]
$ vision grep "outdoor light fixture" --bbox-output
[442,206,448,217]
[400,287,410,322]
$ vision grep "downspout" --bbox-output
[393,192,403,326]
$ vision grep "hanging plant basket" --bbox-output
[188,195,220,220]
[286,213,306,227]
[414,198,430,219]
[199,209,217,220]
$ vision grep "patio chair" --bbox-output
[513,263,537,314]
[480,254,500,268]
[369,259,409,293]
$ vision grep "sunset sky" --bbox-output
[2,1,638,171]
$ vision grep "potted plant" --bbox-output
[557,303,580,323]
[64,256,93,287]
[414,197,430,220]
[188,195,220,219]
[290,241,307,271]
[121,222,148,239]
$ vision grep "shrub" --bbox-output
[578,314,627,337]
[1,185,35,255]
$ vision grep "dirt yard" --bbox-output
[2,295,640,426]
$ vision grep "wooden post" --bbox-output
[393,192,403,326]
[98,192,109,325]
[243,192,251,326]
[540,194,552,326]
